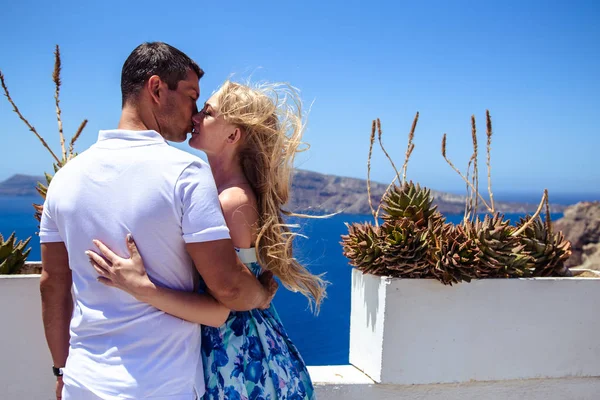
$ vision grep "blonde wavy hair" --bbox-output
[213,80,328,313]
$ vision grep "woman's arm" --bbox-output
[86,186,262,326]
[135,283,228,328]
[87,235,229,328]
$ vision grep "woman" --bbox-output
[87,80,327,399]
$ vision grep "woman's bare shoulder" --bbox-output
[218,186,259,248]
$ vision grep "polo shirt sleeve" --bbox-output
[176,161,231,243]
[39,184,64,243]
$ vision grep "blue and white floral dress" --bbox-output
[200,248,315,400]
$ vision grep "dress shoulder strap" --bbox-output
[235,247,258,265]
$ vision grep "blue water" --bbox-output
[0,195,563,365]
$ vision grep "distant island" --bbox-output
[287,170,569,215]
[0,171,566,215]
[0,174,44,196]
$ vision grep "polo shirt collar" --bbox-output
[95,129,168,148]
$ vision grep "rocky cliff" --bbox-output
[554,202,600,270]
[287,170,565,215]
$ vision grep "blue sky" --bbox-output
[1,0,598,200]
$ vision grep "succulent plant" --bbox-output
[343,113,573,284]
[381,219,431,278]
[341,222,385,275]
[0,232,32,275]
[468,214,532,278]
[515,215,572,277]
[429,223,479,284]
[381,181,438,228]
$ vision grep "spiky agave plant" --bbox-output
[468,214,532,278]
[344,111,574,283]
[343,116,447,279]
[380,181,438,227]
[341,222,385,275]
[0,233,31,275]
[380,219,430,278]
[429,223,480,284]
[379,181,448,278]
[515,215,572,277]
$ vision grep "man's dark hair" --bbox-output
[121,42,204,106]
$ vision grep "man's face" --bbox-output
[159,69,200,142]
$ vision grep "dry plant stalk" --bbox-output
[53,45,66,161]
[464,156,474,223]
[377,118,401,180]
[367,120,377,224]
[442,133,493,213]
[471,115,479,216]
[1,45,87,167]
[69,119,88,157]
[512,190,548,236]
[486,110,495,212]
[402,112,419,184]
[464,119,478,223]
[544,189,552,236]
[0,71,62,165]
[375,112,419,220]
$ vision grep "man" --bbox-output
[40,42,277,400]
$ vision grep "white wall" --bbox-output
[0,276,55,400]
[350,270,600,385]
[2,272,600,400]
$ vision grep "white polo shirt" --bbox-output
[40,129,230,399]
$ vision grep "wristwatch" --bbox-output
[52,366,64,377]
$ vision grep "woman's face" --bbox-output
[189,95,238,155]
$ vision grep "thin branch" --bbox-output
[376,118,401,181]
[544,189,552,236]
[53,45,66,161]
[68,119,88,157]
[402,112,419,184]
[0,70,62,164]
[464,156,474,224]
[442,133,493,213]
[471,115,479,215]
[367,120,377,225]
[512,190,548,236]
[464,126,478,223]
[375,112,418,219]
[404,143,414,180]
[486,110,495,213]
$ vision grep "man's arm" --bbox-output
[178,161,276,311]
[40,243,72,372]
[186,240,276,311]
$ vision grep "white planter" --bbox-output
[0,265,55,400]
[349,269,600,385]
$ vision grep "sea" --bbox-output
[0,195,565,366]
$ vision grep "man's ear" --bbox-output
[227,128,242,144]
[147,75,162,104]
